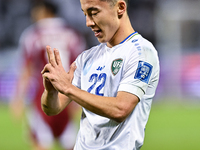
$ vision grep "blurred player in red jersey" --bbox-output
[10,1,86,150]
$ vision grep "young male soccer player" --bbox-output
[41,0,160,149]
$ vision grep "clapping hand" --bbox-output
[41,46,76,95]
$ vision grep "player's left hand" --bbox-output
[41,46,76,95]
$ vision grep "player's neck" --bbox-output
[107,17,134,48]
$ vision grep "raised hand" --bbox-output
[41,46,76,95]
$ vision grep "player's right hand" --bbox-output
[41,45,76,95]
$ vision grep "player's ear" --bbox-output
[117,1,126,16]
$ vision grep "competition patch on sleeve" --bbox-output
[134,61,153,83]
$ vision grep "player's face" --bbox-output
[81,0,120,46]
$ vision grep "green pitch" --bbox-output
[0,103,29,150]
[0,99,200,150]
[142,100,200,150]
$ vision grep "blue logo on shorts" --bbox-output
[134,61,153,83]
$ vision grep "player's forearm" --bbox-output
[66,85,137,123]
[41,89,61,116]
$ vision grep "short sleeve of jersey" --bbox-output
[18,25,36,67]
[67,29,86,64]
[72,51,85,89]
[118,39,159,101]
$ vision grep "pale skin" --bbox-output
[41,0,139,123]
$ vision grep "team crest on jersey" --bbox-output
[111,58,123,76]
[134,61,153,83]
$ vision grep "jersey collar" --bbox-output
[120,31,138,44]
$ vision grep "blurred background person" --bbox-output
[9,0,86,150]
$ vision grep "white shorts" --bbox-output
[26,107,78,149]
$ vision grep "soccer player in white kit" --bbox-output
[41,0,160,150]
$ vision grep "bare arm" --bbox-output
[10,63,32,120]
[41,89,71,116]
[41,46,139,122]
[67,86,139,123]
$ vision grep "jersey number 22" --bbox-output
[87,73,107,96]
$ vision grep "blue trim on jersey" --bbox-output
[120,31,138,44]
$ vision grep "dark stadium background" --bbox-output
[0,0,200,149]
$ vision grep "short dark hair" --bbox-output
[100,0,129,8]
[32,0,58,14]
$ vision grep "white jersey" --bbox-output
[72,32,160,150]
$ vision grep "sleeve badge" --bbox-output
[134,61,153,83]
